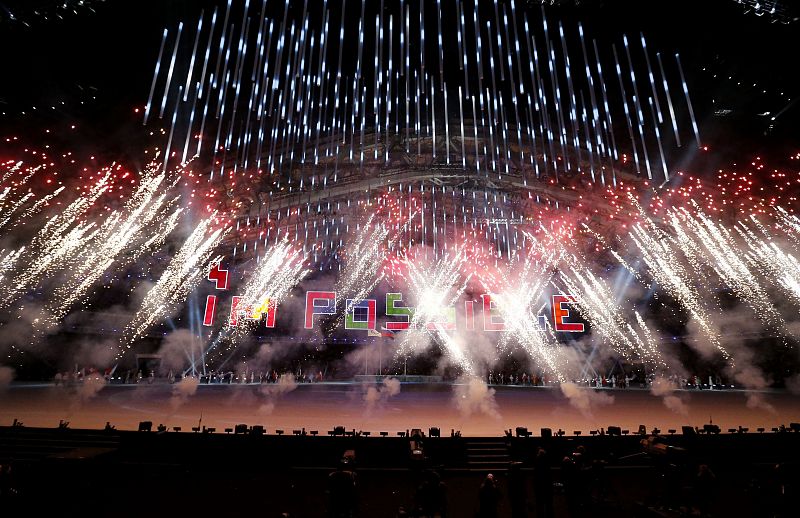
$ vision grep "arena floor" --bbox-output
[1,382,798,436]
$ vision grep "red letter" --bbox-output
[228,296,252,327]
[304,291,337,329]
[207,262,230,290]
[552,295,585,332]
[203,295,217,326]
[481,294,506,332]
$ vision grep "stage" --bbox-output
[1,382,798,436]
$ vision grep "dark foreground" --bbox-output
[1,423,798,518]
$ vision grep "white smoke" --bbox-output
[157,328,202,373]
[77,373,107,403]
[453,376,500,419]
[170,375,200,410]
[258,373,298,415]
[559,381,614,417]
[650,377,689,416]
[363,377,401,413]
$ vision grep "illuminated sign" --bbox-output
[201,262,585,334]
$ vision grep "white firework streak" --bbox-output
[0,248,25,284]
[123,215,228,350]
[0,218,101,309]
[0,166,61,230]
[0,168,115,308]
[491,242,568,382]
[559,266,665,372]
[336,212,391,317]
[16,187,66,225]
[773,206,800,248]
[0,161,24,185]
[0,191,35,230]
[45,169,184,323]
[628,217,731,362]
[207,239,309,364]
[737,214,800,309]
[669,205,783,329]
[401,249,475,375]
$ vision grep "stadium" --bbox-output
[0,0,799,516]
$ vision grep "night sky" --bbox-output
[0,0,798,164]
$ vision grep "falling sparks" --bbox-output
[123,214,228,349]
[205,239,309,365]
[400,248,474,375]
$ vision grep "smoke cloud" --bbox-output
[559,381,614,417]
[453,376,500,419]
[170,375,200,410]
[363,377,401,414]
[76,373,107,404]
[650,377,689,416]
[257,373,298,415]
[157,328,203,374]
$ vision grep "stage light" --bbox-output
[362,431,371,437]
[397,431,406,437]
[739,427,749,433]
[380,431,388,437]
[429,427,441,438]
[590,430,598,436]
[310,431,318,436]
[276,429,284,435]
[172,427,181,432]
[573,430,581,436]
[668,429,676,435]
[224,428,233,434]
[757,428,765,433]
[293,430,302,436]
[728,428,737,433]
[138,421,152,432]
[622,430,630,435]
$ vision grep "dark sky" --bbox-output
[0,0,797,161]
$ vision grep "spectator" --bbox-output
[477,473,501,518]
[327,459,358,518]
[692,464,716,516]
[414,469,447,517]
